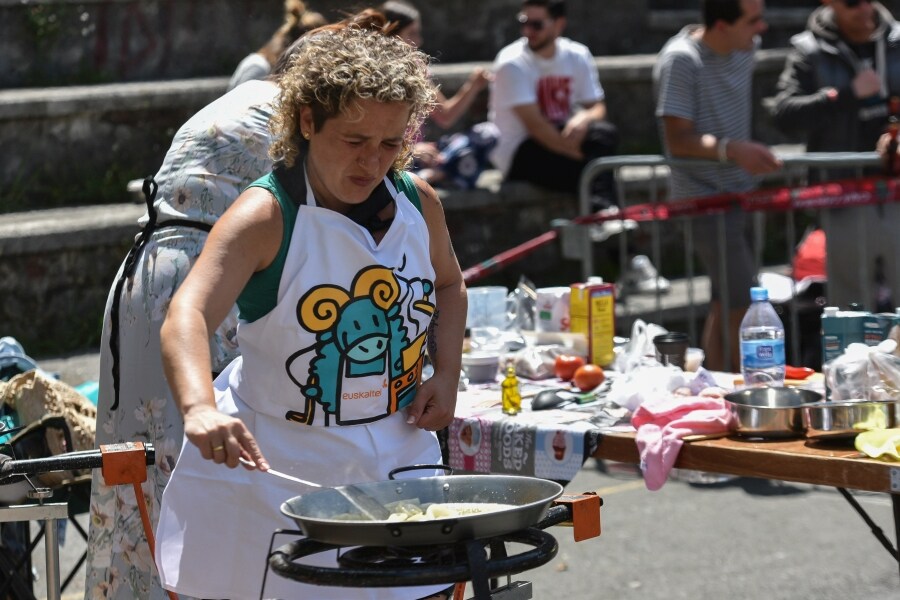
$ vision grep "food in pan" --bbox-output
[331,498,515,522]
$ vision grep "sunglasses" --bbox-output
[517,14,552,31]
[839,0,872,7]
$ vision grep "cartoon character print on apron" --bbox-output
[285,265,434,425]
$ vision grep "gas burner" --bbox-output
[339,541,465,569]
[265,527,557,598]
[263,494,602,600]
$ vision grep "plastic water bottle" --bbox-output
[740,287,786,387]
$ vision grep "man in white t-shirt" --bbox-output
[489,0,618,205]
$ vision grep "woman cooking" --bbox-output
[155,26,467,600]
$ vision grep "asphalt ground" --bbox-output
[24,352,900,599]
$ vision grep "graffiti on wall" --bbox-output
[11,0,256,84]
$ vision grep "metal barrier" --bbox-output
[574,151,885,370]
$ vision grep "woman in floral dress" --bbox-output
[83,78,278,600]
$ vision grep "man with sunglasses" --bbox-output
[653,0,782,372]
[771,0,900,312]
[489,0,619,206]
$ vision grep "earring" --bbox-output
[302,131,310,140]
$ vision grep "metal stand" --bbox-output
[0,443,157,599]
[0,489,67,600]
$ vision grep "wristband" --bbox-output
[717,137,730,163]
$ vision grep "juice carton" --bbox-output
[820,307,867,365]
[864,312,899,347]
[569,281,616,367]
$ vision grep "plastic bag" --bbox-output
[612,319,668,374]
[607,364,688,412]
[511,345,558,380]
[508,276,537,332]
[824,340,900,401]
[511,344,580,380]
[867,343,900,401]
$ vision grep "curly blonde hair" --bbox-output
[269,26,436,171]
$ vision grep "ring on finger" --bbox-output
[212,444,225,452]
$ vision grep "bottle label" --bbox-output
[741,339,785,369]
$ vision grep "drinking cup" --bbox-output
[466,286,509,329]
[653,332,689,370]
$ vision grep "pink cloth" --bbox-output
[631,394,733,490]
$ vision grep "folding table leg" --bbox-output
[893,494,900,582]
[836,487,900,582]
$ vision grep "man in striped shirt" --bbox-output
[653,0,782,372]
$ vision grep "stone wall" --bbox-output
[0,78,228,212]
[0,50,791,212]
[5,0,890,88]
[1,0,882,354]
[0,203,142,355]
[0,189,583,355]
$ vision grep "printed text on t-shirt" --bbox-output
[538,76,572,125]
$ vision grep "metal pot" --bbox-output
[281,474,563,547]
[803,400,897,441]
[724,387,823,438]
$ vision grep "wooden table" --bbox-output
[596,431,900,494]
[450,382,900,579]
[594,431,900,578]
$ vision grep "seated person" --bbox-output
[226,0,326,91]
[489,0,618,207]
[382,0,497,189]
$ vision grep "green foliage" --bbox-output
[1,163,133,214]
[25,313,103,358]
[25,4,63,42]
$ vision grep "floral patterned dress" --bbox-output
[83,80,277,600]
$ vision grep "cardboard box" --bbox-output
[569,282,615,367]
[821,309,898,365]
[865,313,899,346]
[820,309,867,365]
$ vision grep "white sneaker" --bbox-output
[620,255,671,295]
[588,218,638,242]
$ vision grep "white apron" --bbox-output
[156,173,446,599]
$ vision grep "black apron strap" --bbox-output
[347,181,394,232]
[109,177,158,410]
[108,177,212,411]
[273,160,308,208]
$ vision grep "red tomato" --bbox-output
[554,354,586,381]
[573,364,605,391]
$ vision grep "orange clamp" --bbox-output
[100,441,148,486]
[553,492,602,542]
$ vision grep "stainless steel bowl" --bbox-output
[724,387,824,439]
[803,400,897,441]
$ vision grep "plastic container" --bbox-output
[740,287,786,388]
[466,286,509,330]
[652,332,689,369]
[685,347,705,372]
[461,352,500,383]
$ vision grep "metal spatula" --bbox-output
[240,458,390,520]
